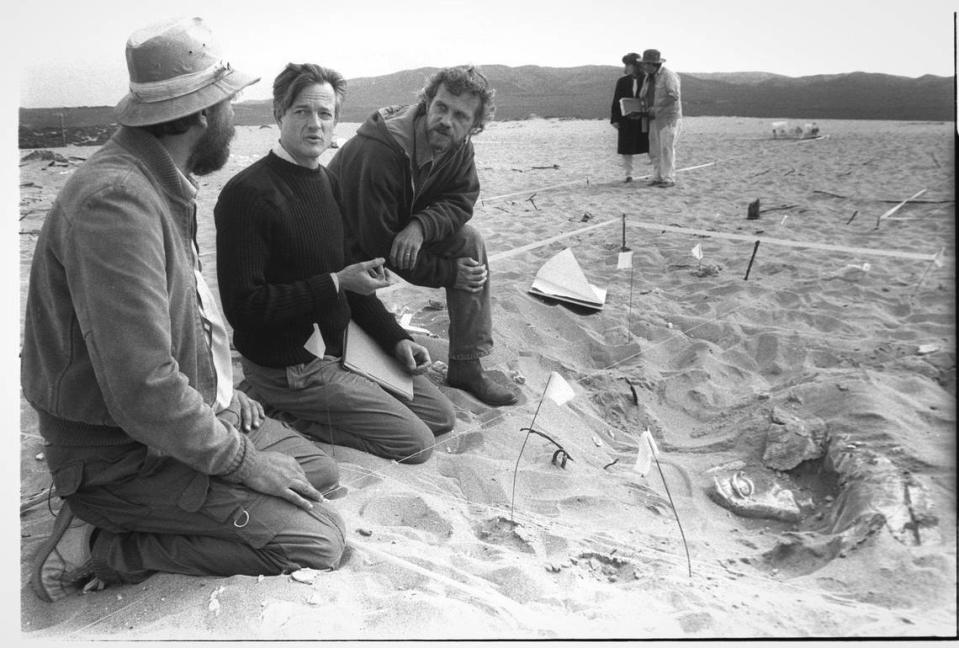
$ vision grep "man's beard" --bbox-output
[189,106,235,176]
[427,124,455,154]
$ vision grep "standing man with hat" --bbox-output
[21,17,347,602]
[610,52,650,183]
[640,49,682,188]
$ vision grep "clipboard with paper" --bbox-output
[342,320,414,400]
[619,97,644,116]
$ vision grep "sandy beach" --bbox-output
[18,116,956,639]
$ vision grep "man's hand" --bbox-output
[336,258,391,295]
[454,257,487,292]
[612,122,620,129]
[242,450,323,511]
[390,221,425,270]
[234,390,264,433]
[394,339,431,375]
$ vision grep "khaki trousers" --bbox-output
[42,415,347,586]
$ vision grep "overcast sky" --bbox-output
[12,0,958,108]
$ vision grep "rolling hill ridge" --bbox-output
[19,65,954,147]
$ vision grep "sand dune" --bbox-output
[19,116,956,639]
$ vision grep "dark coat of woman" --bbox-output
[610,74,649,155]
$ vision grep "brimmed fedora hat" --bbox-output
[114,17,259,127]
[641,49,665,65]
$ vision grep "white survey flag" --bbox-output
[633,428,660,477]
[617,250,633,269]
[544,371,575,406]
[303,323,326,358]
[691,243,703,260]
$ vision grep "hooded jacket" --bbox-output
[328,103,480,288]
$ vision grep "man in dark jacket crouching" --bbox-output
[329,66,518,407]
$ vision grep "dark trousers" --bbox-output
[42,417,346,585]
[392,224,494,361]
[242,354,455,464]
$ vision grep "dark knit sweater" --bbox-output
[214,152,409,368]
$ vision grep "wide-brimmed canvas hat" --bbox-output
[114,17,259,127]
[641,49,665,65]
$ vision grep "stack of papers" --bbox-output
[529,248,607,310]
[619,97,643,115]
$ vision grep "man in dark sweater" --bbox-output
[328,66,517,407]
[215,63,455,463]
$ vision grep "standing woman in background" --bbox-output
[610,52,650,183]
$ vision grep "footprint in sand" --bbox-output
[677,611,715,634]
[436,456,507,505]
[472,516,535,554]
[441,430,485,455]
[359,495,452,540]
[572,551,639,584]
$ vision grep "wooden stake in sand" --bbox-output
[912,246,946,297]
[510,372,575,522]
[874,188,927,229]
[635,430,692,578]
[618,214,635,341]
[635,428,693,578]
[743,240,761,280]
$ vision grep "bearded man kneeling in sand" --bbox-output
[22,18,346,602]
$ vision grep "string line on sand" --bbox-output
[482,179,590,204]
[489,217,619,262]
[609,301,953,348]
[628,220,941,262]
[479,160,720,204]
[484,214,941,268]
[600,301,749,372]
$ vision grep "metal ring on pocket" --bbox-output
[233,508,250,528]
